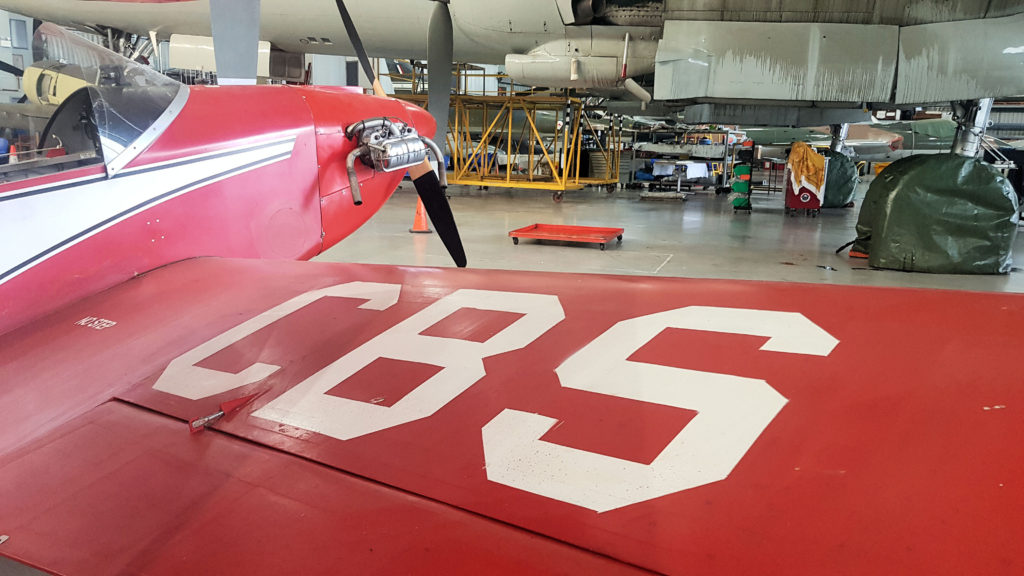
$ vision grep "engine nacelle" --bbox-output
[504,33,658,89]
[505,53,620,89]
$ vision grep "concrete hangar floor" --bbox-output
[322,178,1024,294]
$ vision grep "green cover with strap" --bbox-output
[731,164,753,208]
[731,180,750,193]
[852,154,1018,274]
[821,151,858,208]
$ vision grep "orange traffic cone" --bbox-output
[8,145,17,164]
[409,197,432,234]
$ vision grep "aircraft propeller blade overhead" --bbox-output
[334,0,467,267]
[428,1,452,149]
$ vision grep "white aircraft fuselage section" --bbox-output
[0,0,566,62]
[4,0,1024,111]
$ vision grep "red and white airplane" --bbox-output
[0,22,463,335]
[1,22,1023,576]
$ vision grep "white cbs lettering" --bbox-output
[253,289,564,440]
[482,306,838,513]
[153,282,401,400]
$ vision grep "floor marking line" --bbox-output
[654,254,673,274]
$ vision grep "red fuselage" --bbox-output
[0,85,434,334]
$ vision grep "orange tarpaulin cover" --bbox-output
[787,141,826,199]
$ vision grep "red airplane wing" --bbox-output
[1,257,1022,574]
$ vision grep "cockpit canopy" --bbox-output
[0,22,187,182]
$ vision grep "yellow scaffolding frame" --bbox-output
[391,68,621,196]
[434,94,620,194]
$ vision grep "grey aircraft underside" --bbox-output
[1,1,1023,127]
[745,120,959,163]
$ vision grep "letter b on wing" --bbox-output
[253,289,564,440]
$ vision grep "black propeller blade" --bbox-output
[334,0,466,268]
[0,61,23,77]
[413,170,466,267]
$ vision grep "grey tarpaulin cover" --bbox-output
[852,154,1018,274]
[822,150,859,208]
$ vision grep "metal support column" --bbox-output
[719,131,731,190]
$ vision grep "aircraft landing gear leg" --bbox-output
[950,98,994,158]
[854,98,1012,273]
[829,123,850,154]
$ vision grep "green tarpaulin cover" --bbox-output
[822,151,858,208]
[852,154,1018,274]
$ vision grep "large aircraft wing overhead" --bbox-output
[2,257,1023,574]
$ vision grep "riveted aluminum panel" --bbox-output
[897,13,1024,104]
[663,0,1024,25]
[655,20,896,103]
[681,103,870,127]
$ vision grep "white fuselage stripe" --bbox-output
[0,137,297,286]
